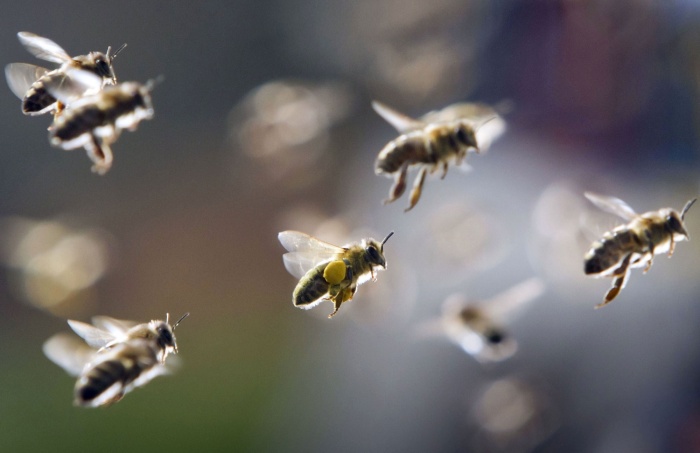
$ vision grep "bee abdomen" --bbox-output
[293,266,330,306]
[76,359,128,403]
[52,105,108,141]
[22,86,56,114]
[375,137,428,173]
[584,231,639,275]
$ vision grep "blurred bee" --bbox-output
[373,100,506,211]
[278,230,393,318]
[417,278,544,363]
[43,313,188,407]
[44,68,156,174]
[5,31,125,117]
[584,192,697,307]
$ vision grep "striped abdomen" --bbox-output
[293,263,331,306]
[74,340,159,407]
[22,72,61,114]
[584,229,641,275]
[375,133,432,174]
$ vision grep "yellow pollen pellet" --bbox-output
[323,260,347,285]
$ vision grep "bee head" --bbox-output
[455,122,478,150]
[364,231,394,268]
[153,313,189,358]
[667,198,696,240]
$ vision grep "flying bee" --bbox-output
[417,278,544,363]
[278,230,393,318]
[583,192,697,308]
[44,68,156,174]
[5,31,125,117]
[43,313,188,407]
[373,100,506,211]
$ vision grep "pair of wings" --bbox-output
[584,192,638,222]
[43,316,139,377]
[278,231,347,279]
[371,100,507,152]
[6,32,104,106]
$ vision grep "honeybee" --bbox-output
[583,192,697,307]
[419,278,544,363]
[278,230,393,318]
[5,31,125,117]
[45,68,156,174]
[43,313,188,407]
[373,100,505,211]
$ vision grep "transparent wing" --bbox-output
[43,332,94,377]
[17,32,71,64]
[43,68,102,105]
[5,63,49,100]
[67,319,119,349]
[91,316,137,336]
[278,231,344,279]
[484,278,546,321]
[584,192,637,221]
[371,100,426,133]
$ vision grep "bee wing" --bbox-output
[278,231,344,279]
[90,316,138,336]
[67,319,119,349]
[371,100,426,133]
[5,63,49,100]
[484,278,546,321]
[584,192,638,221]
[43,68,102,105]
[17,32,72,64]
[43,332,95,377]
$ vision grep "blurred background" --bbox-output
[1,0,700,451]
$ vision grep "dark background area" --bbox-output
[2,1,700,452]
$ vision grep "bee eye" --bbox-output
[668,214,683,233]
[367,245,381,262]
[158,326,174,345]
[96,59,111,77]
[456,126,473,147]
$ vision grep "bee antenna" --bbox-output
[380,231,394,251]
[109,43,127,62]
[681,198,697,221]
[173,312,190,329]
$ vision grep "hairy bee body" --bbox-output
[6,32,124,116]
[46,79,155,174]
[75,339,161,407]
[583,193,696,308]
[50,82,152,145]
[44,313,187,407]
[279,231,392,318]
[372,100,493,211]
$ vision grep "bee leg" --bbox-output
[405,166,428,212]
[596,255,631,308]
[668,236,676,258]
[384,163,409,204]
[643,231,655,273]
[85,135,113,175]
[440,161,449,180]
[328,286,356,318]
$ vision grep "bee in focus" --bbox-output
[5,31,125,117]
[43,313,188,407]
[417,278,544,363]
[278,230,393,318]
[44,68,156,174]
[373,100,506,212]
[583,192,697,308]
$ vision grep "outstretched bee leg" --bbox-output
[85,135,113,175]
[405,166,428,212]
[48,101,66,130]
[668,236,676,258]
[384,163,409,205]
[441,161,449,179]
[328,286,356,318]
[643,231,655,273]
[597,254,632,308]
